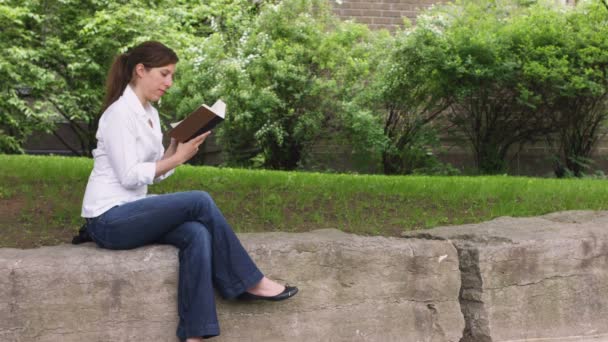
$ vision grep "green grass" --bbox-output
[2,154,608,248]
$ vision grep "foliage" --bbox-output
[392,0,608,175]
[369,14,456,174]
[168,0,390,170]
[8,0,608,177]
[514,0,608,177]
[0,0,260,156]
[0,2,59,154]
[433,0,561,174]
[2,0,392,172]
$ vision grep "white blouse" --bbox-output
[81,85,174,218]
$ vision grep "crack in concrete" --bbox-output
[454,245,492,342]
[406,231,608,342]
[403,233,493,341]
[484,273,584,290]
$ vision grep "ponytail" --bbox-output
[100,41,179,114]
[101,53,131,114]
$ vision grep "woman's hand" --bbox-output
[162,138,178,160]
[155,131,211,178]
[174,131,211,164]
[169,137,178,150]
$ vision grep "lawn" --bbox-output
[2,154,608,248]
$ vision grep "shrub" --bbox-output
[437,1,558,174]
[371,14,455,174]
[515,0,608,177]
[395,0,608,175]
[0,3,60,154]
[0,0,257,155]
[170,0,389,171]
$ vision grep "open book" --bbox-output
[168,100,226,142]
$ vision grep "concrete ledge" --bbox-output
[0,229,463,342]
[405,210,608,342]
[7,212,605,342]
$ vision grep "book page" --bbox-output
[169,120,183,128]
[210,100,226,118]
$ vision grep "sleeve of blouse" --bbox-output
[154,141,175,183]
[152,107,175,183]
[101,109,156,189]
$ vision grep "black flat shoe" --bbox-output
[238,285,299,302]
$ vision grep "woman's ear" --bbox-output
[134,63,146,79]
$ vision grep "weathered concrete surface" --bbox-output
[0,229,463,342]
[404,210,608,342]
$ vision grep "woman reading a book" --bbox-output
[81,41,298,341]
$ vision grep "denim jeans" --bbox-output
[86,191,264,340]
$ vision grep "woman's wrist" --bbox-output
[170,153,186,166]
[155,154,183,178]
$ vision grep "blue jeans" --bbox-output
[86,191,264,340]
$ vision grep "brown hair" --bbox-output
[101,41,179,113]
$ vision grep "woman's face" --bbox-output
[134,63,176,103]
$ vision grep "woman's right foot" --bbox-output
[238,285,298,302]
[239,277,298,301]
[246,276,285,297]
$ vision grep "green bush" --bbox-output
[169,0,390,171]
[513,0,608,177]
[370,13,456,174]
[0,0,258,155]
[0,3,59,153]
[11,0,607,177]
[386,0,608,175]
[435,0,557,174]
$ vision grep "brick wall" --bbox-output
[330,0,438,31]
[330,0,576,31]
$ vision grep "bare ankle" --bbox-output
[247,276,285,296]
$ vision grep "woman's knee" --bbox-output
[186,191,219,215]
[185,190,214,206]
[178,222,211,249]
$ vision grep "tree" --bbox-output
[517,0,608,176]
[169,0,389,170]
[372,15,455,174]
[0,3,62,153]
[551,2,608,177]
[0,0,255,155]
[401,1,572,174]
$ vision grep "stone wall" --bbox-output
[2,211,608,341]
[403,210,608,342]
[1,229,464,342]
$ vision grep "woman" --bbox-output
[82,41,298,341]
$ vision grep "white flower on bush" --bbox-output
[210,17,219,31]
[236,30,249,59]
[402,27,414,37]
[193,55,206,68]
[268,3,280,12]
[186,46,201,54]
[243,54,259,66]
[416,12,450,36]
[257,33,270,45]
[239,30,250,48]
[224,57,245,71]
